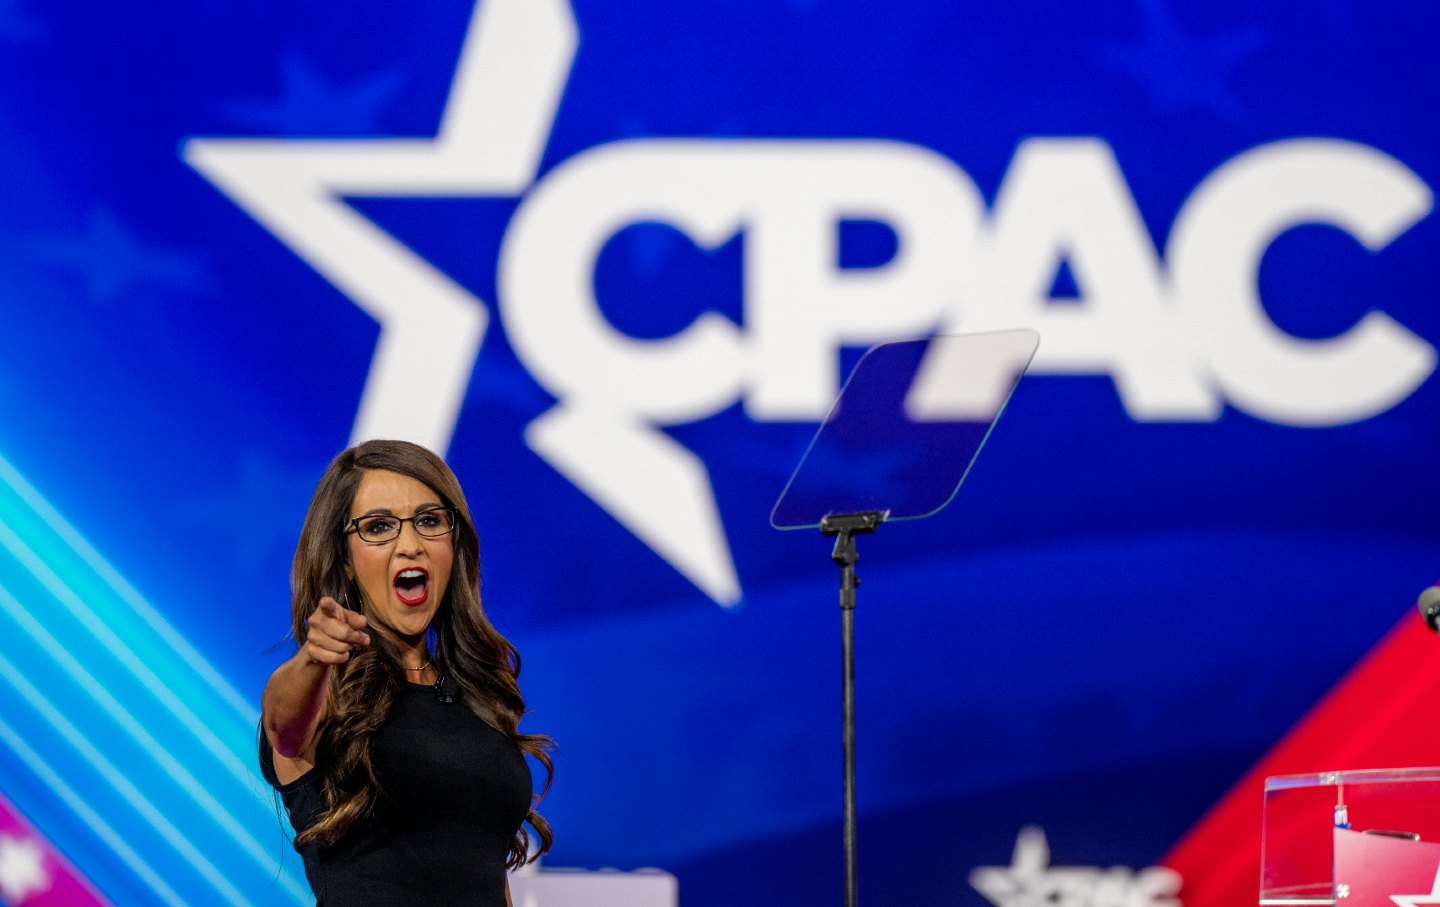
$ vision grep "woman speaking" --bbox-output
[259,439,552,905]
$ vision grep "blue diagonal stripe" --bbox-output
[0,451,309,906]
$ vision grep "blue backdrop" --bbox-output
[0,0,1436,904]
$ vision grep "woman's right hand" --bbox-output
[303,596,371,665]
[264,597,369,769]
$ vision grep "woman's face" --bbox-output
[344,469,455,644]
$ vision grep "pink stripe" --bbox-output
[0,792,112,907]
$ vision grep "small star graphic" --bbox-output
[970,826,1050,905]
[1093,0,1265,122]
[221,52,405,136]
[0,834,49,903]
[30,206,209,304]
[1392,865,1440,907]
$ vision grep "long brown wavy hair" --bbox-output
[284,439,553,866]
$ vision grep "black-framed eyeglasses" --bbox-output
[346,507,456,544]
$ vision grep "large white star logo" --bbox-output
[185,0,741,604]
[0,834,48,903]
[185,0,574,452]
[1393,866,1440,907]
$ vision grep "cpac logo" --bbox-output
[184,0,1435,605]
[970,827,1181,907]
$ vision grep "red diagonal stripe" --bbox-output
[0,791,112,907]
[1162,609,1440,904]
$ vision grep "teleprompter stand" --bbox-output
[771,330,1040,907]
[822,511,882,907]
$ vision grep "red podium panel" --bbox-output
[1333,828,1440,906]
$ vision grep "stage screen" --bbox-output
[0,0,1436,904]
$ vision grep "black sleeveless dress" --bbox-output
[261,682,532,906]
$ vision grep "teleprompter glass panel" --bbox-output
[770,329,1039,530]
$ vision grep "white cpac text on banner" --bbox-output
[502,136,1434,428]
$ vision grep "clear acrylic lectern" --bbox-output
[771,329,1040,907]
[1262,768,1440,907]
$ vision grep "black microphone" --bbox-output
[435,673,458,704]
[1417,585,1440,633]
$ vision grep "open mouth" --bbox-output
[393,568,430,606]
